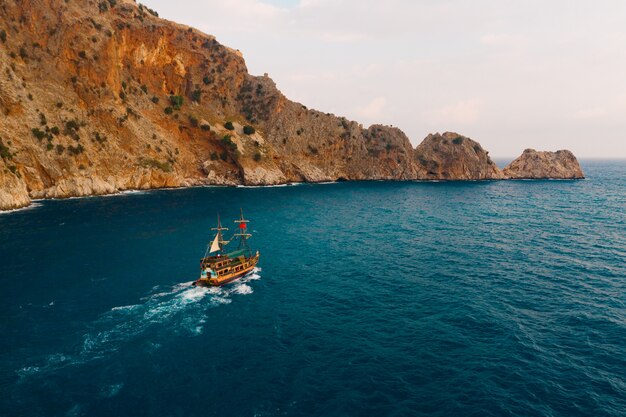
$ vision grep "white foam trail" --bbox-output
[16,366,40,377]
[233,284,253,295]
[244,273,261,281]
[178,286,210,303]
[110,304,139,312]
[17,269,262,381]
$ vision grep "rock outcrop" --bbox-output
[0,166,30,210]
[504,149,584,179]
[414,132,504,180]
[0,0,583,211]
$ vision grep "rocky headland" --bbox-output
[0,0,584,211]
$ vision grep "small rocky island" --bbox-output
[0,0,584,211]
[503,149,585,179]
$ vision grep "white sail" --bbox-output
[209,233,220,253]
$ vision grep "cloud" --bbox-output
[319,31,368,43]
[166,0,288,35]
[573,107,606,121]
[424,99,483,125]
[480,33,524,47]
[356,96,387,119]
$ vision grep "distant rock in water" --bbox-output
[504,149,584,179]
[414,132,504,180]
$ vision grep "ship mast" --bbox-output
[233,208,252,255]
[210,213,229,254]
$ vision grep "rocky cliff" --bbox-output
[414,132,503,180]
[0,0,583,211]
[504,149,584,179]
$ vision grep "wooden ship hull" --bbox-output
[193,252,260,287]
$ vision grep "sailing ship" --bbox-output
[193,209,260,287]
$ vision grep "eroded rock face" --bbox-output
[414,132,504,180]
[0,166,30,210]
[504,149,584,179]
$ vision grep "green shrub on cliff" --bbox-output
[169,95,183,110]
[191,89,201,103]
[243,125,255,135]
[164,106,173,115]
[94,132,107,144]
[221,135,237,152]
[224,121,234,131]
[0,29,6,43]
[68,144,84,155]
[31,128,46,141]
[0,139,12,160]
[65,120,80,133]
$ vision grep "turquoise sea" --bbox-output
[1,160,625,417]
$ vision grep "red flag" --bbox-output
[239,223,246,229]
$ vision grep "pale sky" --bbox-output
[143,0,626,158]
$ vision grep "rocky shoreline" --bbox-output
[0,152,585,211]
[0,0,584,211]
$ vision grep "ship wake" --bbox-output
[17,268,262,381]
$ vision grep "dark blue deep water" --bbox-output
[1,160,625,417]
